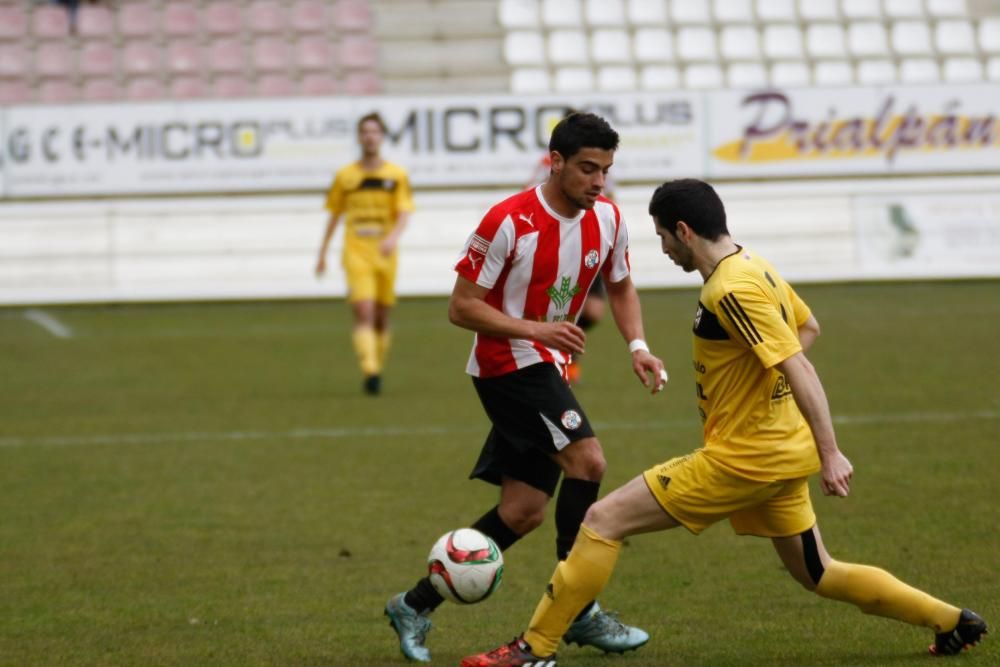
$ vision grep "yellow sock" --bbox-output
[352,328,379,376]
[523,524,622,656]
[816,560,961,632]
[376,330,392,370]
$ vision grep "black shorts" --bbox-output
[469,363,595,496]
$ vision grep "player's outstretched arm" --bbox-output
[777,352,853,496]
[605,276,666,393]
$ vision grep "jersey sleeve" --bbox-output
[716,277,802,368]
[787,282,812,328]
[323,173,344,215]
[394,168,416,213]
[454,207,514,289]
[604,209,631,284]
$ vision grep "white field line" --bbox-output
[1,410,998,449]
[23,309,73,339]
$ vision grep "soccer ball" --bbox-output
[427,528,504,604]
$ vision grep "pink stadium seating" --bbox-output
[121,42,162,76]
[170,76,208,99]
[163,3,200,37]
[332,0,373,32]
[208,38,245,73]
[0,7,28,41]
[35,42,74,78]
[247,0,287,34]
[296,36,334,71]
[337,35,378,69]
[81,77,120,102]
[37,78,77,104]
[119,4,157,39]
[79,42,117,77]
[301,73,339,95]
[204,1,243,35]
[256,74,295,97]
[76,5,115,40]
[31,5,71,40]
[0,79,32,105]
[290,0,329,33]
[0,43,28,78]
[212,75,251,98]
[253,37,291,72]
[166,41,204,75]
[126,77,166,101]
[343,70,381,94]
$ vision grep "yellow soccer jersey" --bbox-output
[324,161,414,251]
[691,246,821,481]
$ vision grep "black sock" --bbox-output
[404,507,521,614]
[554,478,600,560]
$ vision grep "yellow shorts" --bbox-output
[642,449,815,537]
[342,244,397,306]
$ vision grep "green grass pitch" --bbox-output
[1,281,998,666]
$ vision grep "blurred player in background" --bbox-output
[462,179,988,666]
[384,112,666,662]
[315,112,414,396]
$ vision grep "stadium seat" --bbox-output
[547,30,589,65]
[677,26,718,61]
[943,57,983,81]
[212,75,251,97]
[898,58,941,82]
[499,0,540,28]
[726,62,768,88]
[337,35,379,69]
[510,66,551,92]
[980,19,1000,53]
[170,76,208,99]
[290,0,329,34]
[125,77,165,101]
[34,42,74,78]
[37,78,77,103]
[883,0,925,19]
[683,63,724,88]
[166,41,204,76]
[805,23,846,59]
[301,72,339,95]
[770,61,811,86]
[247,0,287,34]
[434,2,500,38]
[208,38,245,74]
[204,2,243,36]
[847,22,890,58]
[719,26,761,61]
[119,4,157,39]
[764,24,806,59]
[891,21,933,56]
[374,0,435,38]
[585,0,626,26]
[626,0,668,26]
[121,42,162,77]
[253,37,291,73]
[76,5,115,40]
[596,65,637,90]
[0,7,28,41]
[986,56,1000,81]
[81,77,120,102]
[31,5,71,40]
[541,0,583,27]
[79,42,117,77]
[296,36,334,71]
[855,59,897,84]
[342,69,382,94]
[591,29,632,64]
[163,3,200,37]
[0,43,28,78]
[797,0,839,22]
[633,27,674,63]
[504,31,546,65]
[639,64,680,89]
[925,0,968,18]
[841,0,882,20]
[672,1,711,24]
[756,0,796,23]
[554,65,594,91]
[714,0,754,24]
[812,60,853,85]
[333,0,373,32]
[0,79,32,104]
[935,20,977,55]
[256,74,295,97]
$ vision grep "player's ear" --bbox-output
[549,151,564,174]
[675,219,694,242]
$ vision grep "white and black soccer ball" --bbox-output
[427,528,504,604]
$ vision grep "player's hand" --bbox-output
[534,321,586,356]
[379,236,398,256]
[315,257,326,277]
[632,350,667,394]
[820,451,853,497]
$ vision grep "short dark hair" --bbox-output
[548,112,619,160]
[357,112,386,133]
[648,179,729,241]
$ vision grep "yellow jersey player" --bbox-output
[461,178,987,666]
[316,112,414,395]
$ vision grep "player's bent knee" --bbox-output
[581,499,617,538]
[504,506,546,535]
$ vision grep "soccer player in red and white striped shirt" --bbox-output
[384,113,666,662]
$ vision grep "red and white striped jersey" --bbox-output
[454,185,630,378]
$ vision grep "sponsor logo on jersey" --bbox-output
[470,234,490,254]
[560,410,582,430]
[467,252,482,270]
[772,374,793,400]
[518,212,535,228]
[656,474,671,490]
[584,249,600,269]
[547,276,580,311]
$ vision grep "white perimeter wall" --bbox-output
[2,176,999,305]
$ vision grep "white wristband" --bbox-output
[628,339,649,354]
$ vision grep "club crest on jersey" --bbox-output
[560,410,582,430]
[584,249,600,269]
